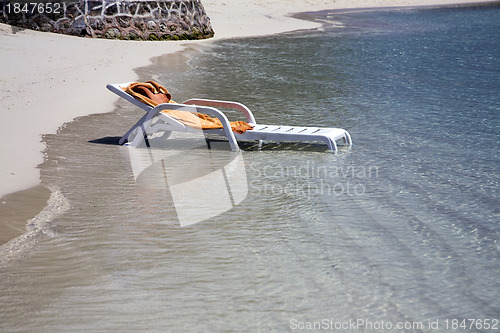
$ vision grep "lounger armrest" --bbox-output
[182,99,256,125]
[151,103,240,152]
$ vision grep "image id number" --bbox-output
[445,319,499,330]
[5,2,62,14]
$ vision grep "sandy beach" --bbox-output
[0,0,496,246]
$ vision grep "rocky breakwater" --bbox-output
[0,0,214,40]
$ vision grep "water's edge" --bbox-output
[0,185,51,247]
[0,186,70,265]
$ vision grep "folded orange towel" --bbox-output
[125,81,253,134]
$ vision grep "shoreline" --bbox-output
[293,0,500,21]
[0,0,497,248]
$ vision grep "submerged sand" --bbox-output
[0,0,496,247]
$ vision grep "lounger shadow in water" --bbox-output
[121,127,248,227]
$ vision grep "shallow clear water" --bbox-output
[1,5,499,332]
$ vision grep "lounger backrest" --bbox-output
[107,83,154,112]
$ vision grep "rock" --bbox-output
[104,27,121,39]
[147,20,156,30]
[0,0,214,40]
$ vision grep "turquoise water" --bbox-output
[1,5,499,332]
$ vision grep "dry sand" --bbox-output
[0,0,496,245]
[0,25,185,199]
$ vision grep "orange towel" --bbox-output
[125,81,253,134]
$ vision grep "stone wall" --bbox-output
[0,0,214,40]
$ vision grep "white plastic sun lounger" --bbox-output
[107,82,352,152]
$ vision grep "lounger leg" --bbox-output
[227,135,240,152]
[324,137,338,153]
[119,113,149,145]
[128,125,147,147]
[344,131,352,145]
[128,118,155,147]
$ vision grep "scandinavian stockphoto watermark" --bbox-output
[125,129,377,226]
[249,160,379,198]
[290,318,426,331]
[289,318,499,331]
